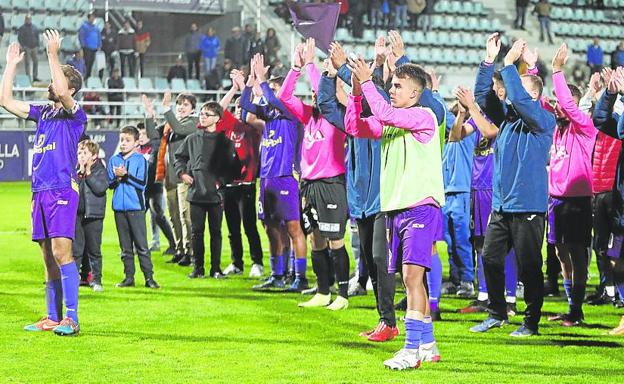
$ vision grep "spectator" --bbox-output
[247,32,265,60]
[200,27,220,75]
[78,12,101,80]
[264,28,280,65]
[167,56,187,83]
[269,58,287,79]
[100,21,116,79]
[225,27,245,67]
[242,24,255,63]
[587,38,603,74]
[135,20,151,78]
[205,58,233,90]
[394,0,408,31]
[17,15,39,81]
[349,0,366,38]
[185,23,202,80]
[422,0,435,33]
[337,0,349,28]
[107,68,124,127]
[407,0,426,29]
[83,91,106,118]
[514,0,529,30]
[117,20,136,77]
[612,42,624,69]
[370,1,383,29]
[67,49,87,78]
[533,0,554,44]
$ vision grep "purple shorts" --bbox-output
[258,176,300,223]
[607,233,624,259]
[547,196,592,246]
[387,204,443,274]
[471,189,492,238]
[32,186,79,241]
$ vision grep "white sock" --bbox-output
[477,292,488,301]
[606,286,615,297]
[506,296,517,304]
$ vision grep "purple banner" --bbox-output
[0,130,120,182]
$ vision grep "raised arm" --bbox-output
[302,38,321,92]
[46,30,76,111]
[279,67,308,122]
[317,72,346,132]
[161,90,196,136]
[141,94,161,139]
[0,43,29,118]
[551,43,594,133]
[593,81,620,139]
[344,81,382,140]
[455,86,499,139]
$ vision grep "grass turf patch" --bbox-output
[0,181,623,383]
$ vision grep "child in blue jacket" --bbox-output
[108,126,159,289]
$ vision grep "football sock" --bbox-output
[45,279,63,322]
[294,257,307,279]
[504,250,518,298]
[289,249,296,276]
[404,317,424,350]
[60,262,79,323]
[570,281,586,316]
[427,253,442,312]
[325,248,335,286]
[311,249,330,295]
[477,252,488,293]
[616,283,624,302]
[606,285,615,297]
[331,246,350,298]
[421,316,435,344]
[563,279,573,306]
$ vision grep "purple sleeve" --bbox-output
[27,104,42,122]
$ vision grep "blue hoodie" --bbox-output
[107,151,147,211]
[475,62,555,213]
[79,21,101,51]
[200,34,221,59]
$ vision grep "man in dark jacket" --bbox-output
[73,140,108,292]
[224,27,245,67]
[174,101,240,279]
[185,23,202,80]
[514,0,530,30]
[100,21,116,79]
[167,57,187,83]
[17,15,39,81]
[117,20,136,77]
[143,91,198,266]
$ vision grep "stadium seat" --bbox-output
[154,77,168,90]
[123,77,137,90]
[44,15,61,30]
[60,36,80,53]
[463,2,475,15]
[138,77,153,90]
[412,30,426,45]
[32,14,45,29]
[187,79,202,91]
[170,78,186,92]
[14,75,31,87]
[335,28,352,43]
[434,0,449,14]
[362,29,376,43]
[12,0,31,12]
[406,47,419,61]
[425,31,439,46]
[449,2,461,14]
[86,77,103,89]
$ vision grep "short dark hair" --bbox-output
[120,125,139,140]
[61,64,83,95]
[567,83,582,101]
[268,76,284,86]
[521,74,544,97]
[137,122,145,130]
[176,92,197,110]
[200,102,224,118]
[492,71,503,83]
[423,72,433,89]
[394,63,427,89]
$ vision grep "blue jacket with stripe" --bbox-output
[107,151,147,212]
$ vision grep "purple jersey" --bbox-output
[470,122,495,191]
[28,103,86,192]
[259,109,301,179]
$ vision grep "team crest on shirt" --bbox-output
[304,129,325,143]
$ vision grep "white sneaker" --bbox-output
[383,348,421,370]
[249,263,264,278]
[223,264,243,276]
[419,342,441,363]
[91,283,104,292]
[326,296,349,311]
[348,282,367,297]
[298,293,331,308]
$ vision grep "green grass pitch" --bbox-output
[0,181,623,383]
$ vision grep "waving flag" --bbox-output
[287,1,341,54]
